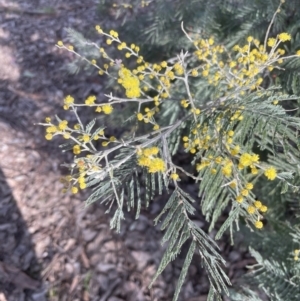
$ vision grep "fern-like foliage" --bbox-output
[152,187,231,300]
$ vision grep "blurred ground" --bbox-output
[0,1,254,301]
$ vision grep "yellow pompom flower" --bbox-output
[222,165,232,177]
[85,95,96,105]
[227,130,234,137]
[241,189,249,196]
[78,177,85,184]
[71,187,78,194]
[161,61,167,68]
[45,133,53,140]
[215,156,222,164]
[73,145,81,155]
[191,69,198,76]
[254,201,262,209]
[137,113,143,121]
[202,69,209,77]
[143,147,159,156]
[58,120,68,130]
[240,153,259,167]
[247,206,255,214]
[170,173,179,180]
[230,145,240,156]
[251,167,258,175]
[278,32,291,42]
[95,25,103,33]
[46,126,57,133]
[247,36,253,43]
[229,180,236,188]
[63,133,70,139]
[264,167,277,180]
[267,38,276,47]
[236,195,243,203]
[83,134,90,143]
[102,104,113,114]
[148,158,166,173]
[64,95,74,105]
[245,183,253,190]
[260,205,268,213]
[80,183,87,190]
[239,153,252,166]
[255,220,263,229]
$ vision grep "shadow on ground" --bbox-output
[0,168,44,301]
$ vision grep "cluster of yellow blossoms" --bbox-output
[43,110,108,150]
[118,67,141,98]
[137,147,166,173]
[60,155,102,194]
[61,94,114,114]
[52,25,297,232]
[190,30,299,96]
[182,121,276,229]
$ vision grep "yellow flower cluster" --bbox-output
[136,107,160,125]
[230,110,244,121]
[137,147,166,173]
[239,153,259,168]
[102,104,113,114]
[236,196,268,229]
[181,122,271,231]
[278,32,291,42]
[170,173,179,180]
[85,95,96,105]
[45,119,69,140]
[47,25,289,230]
[190,32,292,92]
[73,145,81,155]
[264,166,277,180]
[118,67,141,98]
[60,155,102,194]
[64,95,74,110]
[58,120,68,130]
